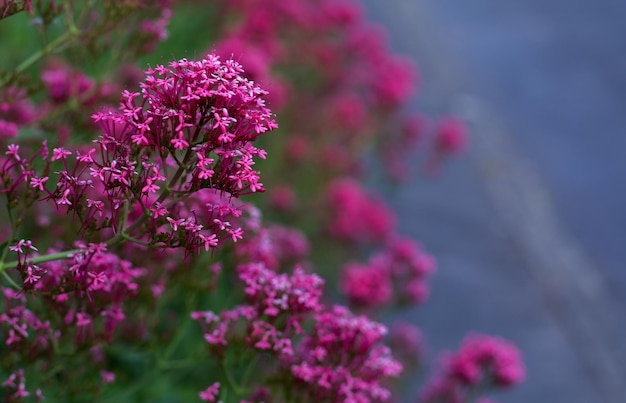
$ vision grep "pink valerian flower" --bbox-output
[100,370,115,384]
[0,288,57,354]
[238,263,323,319]
[434,116,468,156]
[284,135,309,163]
[425,116,468,175]
[235,224,309,270]
[0,140,49,211]
[339,235,435,309]
[325,92,369,135]
[0,87,35,127]
[370,55,417,108]
[40,60,95,105]
[8,239,37,254]
[193,264,323,357]
[1,369,36,401]
[138,6,173,54]
[385,236,436,304]
[288,305,402,402]
[0,119,18,138]
[146,188,258,257]
[325,178,396,244]
[199,382,220,402]
[318,0,364,28]
[339,261,392,308]
[28,245,144,342]
[6,240,47,288]
[213,36,289,108]
[41,53,276,255]
[268,184,297,212]
[419,333,525,403]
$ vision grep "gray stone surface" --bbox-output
[362,1,626,402]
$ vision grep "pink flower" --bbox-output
[290,305,402,401]
[435,116,468,156]
[340,261,392,308]
[199,382,220,402]
[51,147,72,161]
[325,178,396,244]
[100,370,115,384]
[0,119,18,138]
[30,176,48,191]
[420,333,525,403]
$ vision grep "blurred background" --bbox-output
[361,1,626,402]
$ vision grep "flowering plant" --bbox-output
[0,1,524,402]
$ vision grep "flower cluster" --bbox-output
[288,305,403,402]
[199,382,221,402]
[193,263,324,356]
[234,224,309,270]
[1,369,42,402]
[0,1,525,402]
[340,236,436,309]
[0,87,35,139]
[37,53,276,256]
[0,288,56,355]
[420,333,525,402]
[37,247,144,340]
[41,60,96,106]
[325,178,396,244]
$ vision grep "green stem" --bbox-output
[240,354,259,390]
[159,293,197,365]
[0,30,79,87]
[1,271,20,289]
[0,199,136,274]
[221,357,248,397]
[1,249,81,271]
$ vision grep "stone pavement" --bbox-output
[361,1,626,402]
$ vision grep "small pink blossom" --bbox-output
[199,382,220,402]
[100,370,115,384]
[51,147,72,161]
[29,176,48,191]
[435,116,468,155]
[420,333,525,403]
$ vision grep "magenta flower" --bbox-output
[435,116,468,156]
[339,235,435,309]
[420,333,525,403]
[41,53,277,256]
[199,382,220,402]
[290,305,402,402]
[325,178,396,244]
[193,263,323,357]
[340,261,392,308]
[235,224,309,270]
